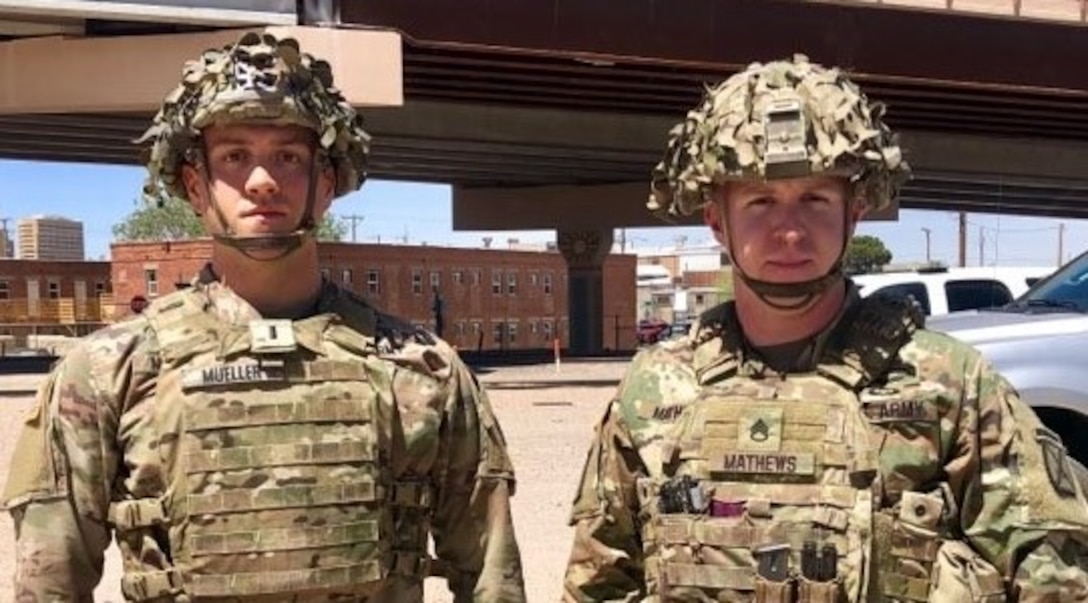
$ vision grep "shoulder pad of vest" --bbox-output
[324,285,382,336]
[830,294,922,385]
[141,288,202,320]
[374,310,437,351]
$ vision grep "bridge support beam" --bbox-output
[557,228,613,356]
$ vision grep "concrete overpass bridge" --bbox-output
[2,0,1087,352]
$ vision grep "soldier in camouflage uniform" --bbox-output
[3,32,526,602]
[562,55,1088,602]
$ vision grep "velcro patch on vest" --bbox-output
[862,399,937,423]
[182,362,283,390]
[712,451,816,475]
[738,408,783,451]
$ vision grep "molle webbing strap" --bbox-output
[109,498,169,530]
[185,440,376,473]
[304,359,370,381]
[190,561,383,597]
[657,517,822,550]
[754,579,794,603]
[880,573,931,602]
[189,520,379,555]
[187,480,378,515]
[186,398,371,431]
[798,580,839,603]
[709,482,859,508]
[120,569,184,602]
[664,562,755,590]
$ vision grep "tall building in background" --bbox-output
[0,226,12,258]
[17,215,85,260]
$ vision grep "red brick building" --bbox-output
[111,239,637,351]
[0,259,111,329]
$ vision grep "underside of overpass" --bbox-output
[2,0,1088,352]
[1,0,1088,221]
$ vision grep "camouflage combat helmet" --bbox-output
[648,54,910,217]
[139,31,370,204]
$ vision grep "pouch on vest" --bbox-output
[930,540,1005,602]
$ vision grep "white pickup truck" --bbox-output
[927,252,1088,464]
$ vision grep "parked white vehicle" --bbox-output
[852,266,1054,316]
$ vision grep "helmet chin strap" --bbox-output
[726,207,851,311]
[201,150,322,262]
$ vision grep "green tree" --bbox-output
[844,234,893,275]
[316,214,347,242]
[113,198,205,241]
[113,198,348,242]
[717,268,736,302]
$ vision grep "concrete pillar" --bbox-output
[557,228,613,356]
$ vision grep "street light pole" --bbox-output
[921,227,932,264]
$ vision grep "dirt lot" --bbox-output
[0,358,627,602]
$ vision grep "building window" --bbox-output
[507,272,517,295]
[145,269,159,296]
[695,293,705,305]
[341,269,352,284]
[430,271,441,291]
[471,321,482,334]
[47,281,60,299]
[491,270,502,295]
[529,320,538,334]
[0,281,9,300]
[472,270,481,286]
[366,270,380,295]
[321,268,330,280]
[412,270,423,295]
[507,322,518,343]
[543,272,553,295]
[453,271,463,285]
[542,320,553,339]
[529,272,539,286]
[492,322,504,344]
[95,281,106,295]
[455,322,465,336]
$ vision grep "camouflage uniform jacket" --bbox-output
[3,269,526,602]
[563,293,1088,602]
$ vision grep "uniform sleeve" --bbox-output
[562,397,647,602]
[429,360,526,603]
[3,342,122,601]
[949,355,1088,600]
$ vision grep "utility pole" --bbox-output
[1058,222,1066,266]
[978,226,986,267]
[958,211,967,267]
[921,227,932,264]
[342,214,365,243]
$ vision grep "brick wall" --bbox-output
[111,240,637,351]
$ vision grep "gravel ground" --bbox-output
[0,358,627,602]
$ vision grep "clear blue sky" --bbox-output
[3,157,1086,269]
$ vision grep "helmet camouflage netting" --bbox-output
[648,54,910,217]
[137,31,370,204]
